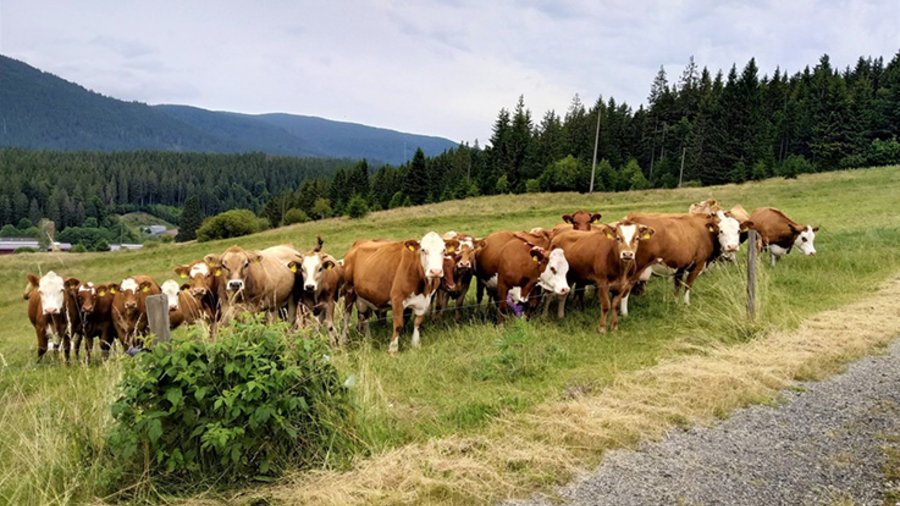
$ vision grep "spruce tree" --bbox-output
[176,194,203,242]
[403,148,428,205]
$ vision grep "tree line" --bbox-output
[255,52,900,231]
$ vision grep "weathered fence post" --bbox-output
[747,229,758,320]
[145,294,171,344]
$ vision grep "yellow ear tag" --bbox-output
[606,233,614,240]
[326,264,333,270]
[531,255,539,263]
[110,288,116,294]
[708,226,715,232]
[408,245,416,252]
[180,273,188,279]
[740,226,747,233]
[591,218,599,223]
[142,286,149,293]
[290,265,297,273]
[215,270,222,277]
[98,290,106,297]
[448,247,455,253]
[642,232,651,240]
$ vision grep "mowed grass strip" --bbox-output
[0,166,897,504]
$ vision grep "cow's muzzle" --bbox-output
[190,287,207,297]
[227,280,245,291]
[304,283,316,292]
[43,307,60,315]
[620,251,635,260]
[557,286,570,295]
[427,269,443,279]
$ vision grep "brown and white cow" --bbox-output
[474,229,555,306]
[475,232,570,318]
[71,281,117,362]
[748,207,818,266]
[341,231,447,353]
[160,279,206,330]
[110,275,161,348]
[286,237,345,341]
[25,272,75,362]
[174,260,222,323]
[204,244,301,324]
[435,233,480,322]
[552,210,604,233]
[551,220,654,331]
[688,199,722,216]
[623,212,724,310]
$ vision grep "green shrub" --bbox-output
[525,179,541,193]
[388,191,406,209]
[196,209,267,242]
[345,195,369,219]
[13,247,37,254]
[108,320,357,483]
[71,243,87,253]
[283,208,309,225]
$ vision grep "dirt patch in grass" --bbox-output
[234,275,900,506]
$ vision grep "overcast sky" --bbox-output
[1,1,898,143]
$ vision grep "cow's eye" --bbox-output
[244,260,250,267]
[550,267,557,274]
[802,237,808,242]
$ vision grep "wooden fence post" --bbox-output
[747,229,758,320]
[145,294,171,344]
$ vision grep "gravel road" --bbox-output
[511,339,900,506]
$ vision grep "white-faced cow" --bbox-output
[160,279,206,329]
[748,207,818,266]
[174,260,221,323]
[435,233,481,322]
[25,271,75,362]
[551,220,654,331]
[286,237,345,341]
[111,275,161,348]
[341,231,447,353]
[204,245,301,324]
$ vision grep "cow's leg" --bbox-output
[433,290,446,321]
[682,265,704,305]
[770,251,778,267]
[389,299,405,354]
[453,292,465,323]
[35,327,48,362]
[323,302,338,344]
[476,277,485,305]
[411,313,426,348]
[542,292,552,317]
[496,281,509,323]
[596,281,610,333]
[83,335,94,364]
[73,332,83,361]
[609,290,624,331]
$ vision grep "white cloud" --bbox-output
[1,0,897,143]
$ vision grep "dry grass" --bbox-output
[232,275,900,506]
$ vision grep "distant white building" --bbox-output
[0,238,72,255]
[142,225,168,237]
[110,243,144,251]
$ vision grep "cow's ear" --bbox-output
[562,214,574,224]
[598,224,615,240]
[139,281,153,293]
[174,265,190,279]
[529,246,547,264]
[250,252,263,263]
[314,236,324,252]
[811,226,819,233]
[27,273,39,287]
[475,239,487,250]
[204,254,219,267]
[787,222,800,234]
[590,212,603,223]
[180,283,191,292]
[64,277,81,290]
[639,225,655,240]
[107,283,119,295]
[706,221,719,234]
[287,261,299,274]
[96,284,108,297]
[404,240,420,252]
[445,239,460,254]
[322,259,336,271]
[740,220,754,233]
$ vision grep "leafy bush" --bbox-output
[525,178,541,193]
[388,191,405,209]
[283,208,309,225]
[779,154,813,179]
[108,320,357,482]
[345,195,369,219]
[196,209,267,242]
[71,243,87,253]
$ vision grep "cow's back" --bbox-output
[627,213,714,269]
[344,241,405,307]
[477,230,551,279]
[749,207,798,245]
[551,230,612,282]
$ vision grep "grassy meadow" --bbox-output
[0,166,898,504]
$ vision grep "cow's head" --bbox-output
[716,210,742,255]
[118,278,154,313]
[454,236,478,272]
[160,280,181,311]
[562,210,603,231]
[689,199,721,215]
[76,282,98,314]
[601,221,655,261]
[791,224,819,256]
[175,261,219,298]
[27,272,67,315]
[206,247,260,292]
[537,247,570,296]
[292,254,337,293]
[405,231,446,280]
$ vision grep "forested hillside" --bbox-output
[258,53,900,228]
[0,55,457,164]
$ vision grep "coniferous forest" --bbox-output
[3,53,900,243]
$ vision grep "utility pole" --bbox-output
[678,147,686,187]
[589,105,601,193]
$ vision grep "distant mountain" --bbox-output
[0,55,458,164]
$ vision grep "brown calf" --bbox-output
[111,275,161,348]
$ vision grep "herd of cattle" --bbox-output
[24,199,819,361]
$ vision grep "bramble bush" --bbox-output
[108,319,357,483]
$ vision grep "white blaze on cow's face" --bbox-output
[38,272,66,315]
[301,254,324,291]
[161,280,181,310]
[189,262,210,279]
[418,231,446,280]
[538,248,571,295]
[716,211,741,254]
[795,226,818,255]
